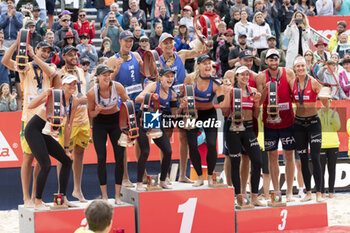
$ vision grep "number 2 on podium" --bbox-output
[177,198,198,233]
[278,209,288,230]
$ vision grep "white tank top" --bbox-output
[94,82,119,110]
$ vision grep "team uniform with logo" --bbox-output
[114,52,142,112]
[225,86,262,195]
[263,68,295,151]
[292,76,323,193]
[91,82,125,186]
[20,63,54,155]
[59,67,90,151]
[160,52,186,95]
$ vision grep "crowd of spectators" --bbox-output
[0,0,350,112]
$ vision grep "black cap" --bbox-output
[96,65,113,75]
[25,21,35,28]
[159,67,175,76]
[197,54,212,64]
[36,41,54,51]
[62,45,78,56]
[80,58,90,65]
[239,50,253,59]
[80,33,90,39]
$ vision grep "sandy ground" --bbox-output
[0,193,349,233]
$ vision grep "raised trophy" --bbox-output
[146,175,162,191]
[191,14,213,52]
[266,81,282,124]
[230,88,245,132]
[118,101,139,147]
[267,191,286,207]
[15,29,31,72]
[42,89,65,137]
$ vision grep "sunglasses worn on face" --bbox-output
[62,19,70,22]
[79,14,86,17]
[206,5,214,7]
[305,53,313,56]
[82,37,89,40]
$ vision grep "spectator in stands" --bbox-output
[132,26,143,51]
[318,59,348,100]
[80,58,92,92]
[26,20,42,49]
[74,9,95,44]
[0,44,9,85]
[77,33,98,72]
[304,49,320,78]
[32,6,46,37]
[217,0,234,25]
[0,83,16,112]
[279,0,294,50]
[147,0,172,22]
[95,0,113,26]
[227,8,241,31]
[175,23,192,51]
[335,0,350,16]
[98,37,114,58]
[102,3,125,30]
[0,0,8,15]
[45,31,61,64]
[212,21,227,68]
[339,58,350,97]
[230,0,253,17]
[199,1,222,37]
[101,12,124,53]
[129,17,145,36]
[198,0,207,14]
[219,28,235,76]
[329,21,349,52]
[74,200,113,233]
[315,0,333,16]
[331,52,344,74]
[54,13,80,48]
[150,22,163,50]
[260,35,286,71]
[61,0,84,22]
[249,0,273,29]
[179,5,195,37]
[62,31,79,48]
[314,39,330,63]
[0,0,23,48]
[16,0,38,11]
[295,0,316,16]
[250,12,271,56]
[51,10,74,33]
[123,0,146,29]
[332,33,350,59]
[234,10,253,45]
[153,5,174,34]
[136,35,150,59]
[285,11,311,68]
[228,33,261,72]
[20,3,34,29]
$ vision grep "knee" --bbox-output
[40,163,51,174]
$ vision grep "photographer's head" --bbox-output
[293,11,309,28]
[85,200,113,233]
[107,12,116,25]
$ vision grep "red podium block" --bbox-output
[19,201,136,233]
[121,182,235,233]
[236,202,328,232]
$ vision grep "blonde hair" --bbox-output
[190,62,200,85]
[292,11,309,28]
[0,83,11,105]
[253,12,264,24]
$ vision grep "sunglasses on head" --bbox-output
[62,19,70,22]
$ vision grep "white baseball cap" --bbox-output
[62,74,78,84]
[236,66,249,74]
[293,56,306,66]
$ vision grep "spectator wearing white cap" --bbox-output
[178,5,195,37]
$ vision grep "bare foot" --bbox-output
[115,198,123,205]
[251,198,266,207]
[160,181,172,189]
[136,183,146,191]
[300,194,312,202]
[24,200,35,208]
[316,193,326,202]
[34,203,50,211]
[207,175,213,187]
[72,191,88,203]
[328,193,334,199]
[286,193,295,202]
[178,176,194,183]
[64,197,79,207]
[122,179,135,188]
[322,193,326,199]
[193,179,204,187]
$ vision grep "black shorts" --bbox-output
[45,0,55,15]
[264,125,295,151]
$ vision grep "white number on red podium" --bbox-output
[278,209,288,230]
[177,198,198,233]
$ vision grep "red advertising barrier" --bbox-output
[1,100,349,168]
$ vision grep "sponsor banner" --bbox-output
[1,100,349,168]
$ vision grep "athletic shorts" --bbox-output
[20,121,32,154]
[264,125,295,151]
[45,0,55,15]
[59,123,91,151]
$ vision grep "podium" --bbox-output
[121,182,235,233]
[18,200,136,233]
[236,201,328,232]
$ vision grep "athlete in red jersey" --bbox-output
[256,49,296,202]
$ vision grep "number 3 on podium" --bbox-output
[178,198,198,233]
[278,209,288,230]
